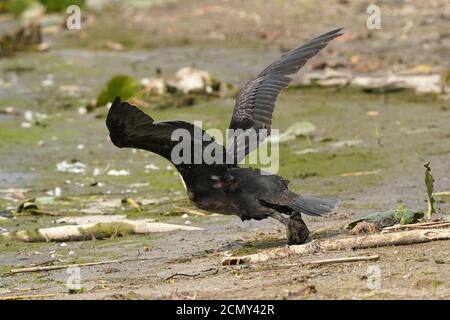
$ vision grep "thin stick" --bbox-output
[0,293,60,300]
[382,221,450,233]
[165,268,218,281]
[5,257,151,275]
[29,209,62,217]
[341,169,381,177]
[303,254,379,266]
[173,206,208,216]
[277,254,380,268]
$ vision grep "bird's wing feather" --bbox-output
[106,97,228,167]
[227,28,343,162]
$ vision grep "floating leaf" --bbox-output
[96,75,140,107]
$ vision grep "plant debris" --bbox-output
[1,218,203,242]
[347,208,424,231]
[424,162,436,220]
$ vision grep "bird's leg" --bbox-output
[268,211,310,244]
[286,213,310,245]
[268,211,289,225]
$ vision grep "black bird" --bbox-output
[106,28,343,244]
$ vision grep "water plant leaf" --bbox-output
[346,210,397,229]
[347,207,424,229]
[96,75,140,107]
[393,207,424,225]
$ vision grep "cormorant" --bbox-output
[106,28,343,244]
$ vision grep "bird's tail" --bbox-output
[289,196,339,217]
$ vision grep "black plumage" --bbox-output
[106,28,343,244]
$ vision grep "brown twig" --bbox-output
[29,209,62,216]
[165,268,219,281]
[3,257,152,276]
[303,254,379,266]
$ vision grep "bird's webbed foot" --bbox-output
[268,211,310,245]
[286,213,310,245]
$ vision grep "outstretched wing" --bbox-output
[106,98,232,183]
[227,28,343,162]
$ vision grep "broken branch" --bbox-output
[222,228,450,265]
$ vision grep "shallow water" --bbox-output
[0,171,36,186]
[1,47,282,104]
